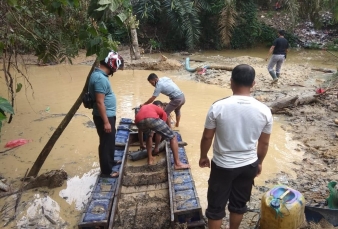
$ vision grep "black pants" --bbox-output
[93,115,116,175]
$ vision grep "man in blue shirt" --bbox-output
[89,51,124,178]
[143,73,185,128]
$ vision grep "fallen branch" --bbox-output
[266,93,324,114]
[311,68,335,73]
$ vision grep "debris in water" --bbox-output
[0,180,9,192]
[4,139,30,148]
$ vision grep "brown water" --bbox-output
[150,46,338,69]
[0,62,305,227]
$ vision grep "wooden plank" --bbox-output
[108,126,132,229]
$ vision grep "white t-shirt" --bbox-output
[204,95,273,168]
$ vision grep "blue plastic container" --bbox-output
[174,175,192,185]
[114,149,124,157]
[177,198,198,210]
[115,136,127,145]
[175,189,196,201]
[114,156,123,161]
[117,124,130,130]
[120,118,133,124]
[83,199,110,222]
[174,182,194,192]
[92,190,114,200]
[94,178,116,192]
[173,170,191,178]
[116,129,129,137]
[111,164,121,172]
[175,132,182,142]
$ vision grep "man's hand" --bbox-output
[256,163,262,177]
[104,122,112,133]
[265,57,268,61]
[199,156,210,168]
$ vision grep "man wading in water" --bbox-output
[89,51,124,178]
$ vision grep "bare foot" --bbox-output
[174,163,190,170]
[148,157,155,165]
[152,148,160,156]
[175,123,179,127]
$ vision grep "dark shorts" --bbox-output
[205,160,259,220]
[136,118,175,140]
[165,94,185,116]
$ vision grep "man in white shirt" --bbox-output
[143,73,185,128]
[199,64,273,229]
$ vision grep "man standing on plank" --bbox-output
[89,51,124,178]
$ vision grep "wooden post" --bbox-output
[27,60,97,177]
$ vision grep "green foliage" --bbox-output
[0,97,14,135]
[133,0,208,50]
[230,0,261,49]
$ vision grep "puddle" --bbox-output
[0,64,304,227]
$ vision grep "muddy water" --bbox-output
[151,47,338,69]
[0,65,303,228]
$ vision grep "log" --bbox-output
[311,68,335,73]
[266,93,323,114]
[185,57,233,72]
[27,60,97,177]
[0,170,67,198]
[204,65,234,71]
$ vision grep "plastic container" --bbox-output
[175,189,196,201]
[83,199,109,222]
[173,170,191,178]
[327,181,338,209]
[120,118,133,124]
[174,182,194,192]
[92,190,114,200]
[176,198,198,210]
[114,149,124,157]
[174,175,192,185]
[117,124,130,130]
[260,185,305,229]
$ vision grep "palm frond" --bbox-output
[218,0,237,47]
[193,0,211,12]
[133,0,161,21]
[283,0,299,29]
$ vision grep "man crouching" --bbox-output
[135,100,190,170]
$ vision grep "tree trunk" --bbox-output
[27,60,97,177]
[130,26,140,60]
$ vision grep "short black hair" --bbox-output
[278,30,285,36]
[147,73,158,81]
[231,64,255,87]
[153,100,163,106]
